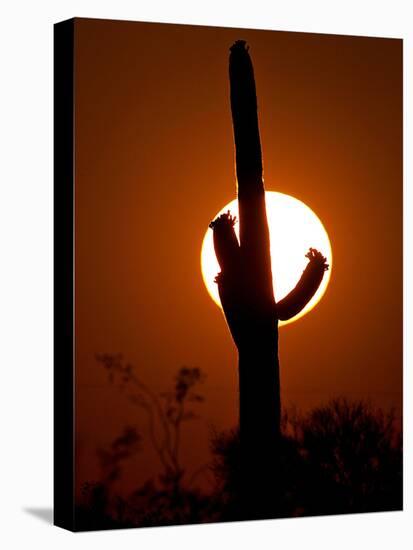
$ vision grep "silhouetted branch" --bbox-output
[97,355,205,495]
[97,426,141,484]
[186,463,212,489]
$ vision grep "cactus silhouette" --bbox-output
[209,41,328,509]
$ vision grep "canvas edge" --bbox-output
[53,17,76,532]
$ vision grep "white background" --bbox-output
[0,1,411,548]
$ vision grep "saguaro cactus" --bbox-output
[210,41,328,477]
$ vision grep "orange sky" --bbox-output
[73,18,402,495]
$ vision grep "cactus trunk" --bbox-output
[209,41,328,516]
[229,40,281,456]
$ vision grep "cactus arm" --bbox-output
[209,211,239,275]
[215,272,244,349]
[276,248,329,321]
[209,211,243,346]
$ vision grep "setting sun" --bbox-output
[201,191,332,326]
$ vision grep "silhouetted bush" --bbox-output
[210,398,402,520]
[76,355,402,529]
[76,357,212,529]
[295,398,402,515]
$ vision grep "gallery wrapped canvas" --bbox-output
[54,17,403,531]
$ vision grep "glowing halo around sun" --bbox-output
[201,191,332,326]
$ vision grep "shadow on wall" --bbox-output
[24,508,53,525]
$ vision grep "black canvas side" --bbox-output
[53,18,75,532]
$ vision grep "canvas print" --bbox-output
[54,18,403,531]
